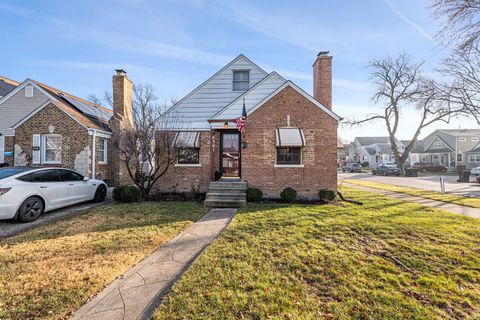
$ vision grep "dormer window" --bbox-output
[233,70,249,91]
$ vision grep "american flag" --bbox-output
[234,98,247,134]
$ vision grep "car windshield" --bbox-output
[0,168,28,180]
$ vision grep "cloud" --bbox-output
[0,3,231,67]
[384,0,436,45]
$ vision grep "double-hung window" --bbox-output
[276,147,301,165]
[42,135,62,164]
[177,148,200,164]
[275,128,305,166]
[469,154,480,163]
[175,131,201,166]
[233,70,249,91]
[98,139,107,164]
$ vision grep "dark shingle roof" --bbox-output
[356,137,390,146]
[365,146,376,155]
[0,79,18,97]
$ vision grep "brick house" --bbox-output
[157,52,341,199]
[0,72,133,185]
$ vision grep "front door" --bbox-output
[220,131,240,177]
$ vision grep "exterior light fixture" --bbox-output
[223,122,228,128]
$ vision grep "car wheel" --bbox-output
[17,196,44,223]
[93,185,107,203]
[372,170,376,175]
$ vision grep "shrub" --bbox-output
[319,189,337,202]
[280,187,297,202]
[113,185,142,203]
[246,187,263,202]
[112,185,128,202]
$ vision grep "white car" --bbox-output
[0,167,107,222]
[471,166,480,176]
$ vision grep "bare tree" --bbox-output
[113,84,181,199]
[350,53,465,174]
[432,0,480,52]
[439,48,480,123]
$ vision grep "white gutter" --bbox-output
[91,129,97,179]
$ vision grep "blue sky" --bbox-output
[0,0,477,141]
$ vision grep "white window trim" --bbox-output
[472,137,479,142]
[457,153,463,162]
[98,138,107,164]
[275,146,303,166]
[25,85,33,98]
[433,141,442,149]
[459,137,467,142]
[41,134,62,164]
[232,70,250,91]
[469,154,480,163]
[174,163,202,167]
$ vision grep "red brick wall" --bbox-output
[152,85,338,198]
[242,85,337,199]
[156,132,213,193]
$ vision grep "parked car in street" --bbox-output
[471,166,480,176]
[411,162,447,173]
[342,163,362,173]
[0,167,107,222]
[372,165,401,176]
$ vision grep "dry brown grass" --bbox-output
[0,201,206,320]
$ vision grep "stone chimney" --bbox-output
[313,51,332,109]
[112,69,133,126]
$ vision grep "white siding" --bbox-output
[165,55,268,129]
[0,85,50,136]
[212,72,286,120]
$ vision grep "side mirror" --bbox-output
[83,176,90,181]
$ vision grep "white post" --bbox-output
[440,176,445,193]
[91,130,96,179]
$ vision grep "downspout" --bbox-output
[91,129,97,179]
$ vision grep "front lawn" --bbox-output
[0,202,207,320]
[344,179,480,209]
[155,187,480,319]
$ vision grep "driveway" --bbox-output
[0,188,112,239]
[339,172,480,198]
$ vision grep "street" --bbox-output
[339,172,480,198]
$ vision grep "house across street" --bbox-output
[339,171,480,198]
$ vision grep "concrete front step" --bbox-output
[207,187,246,193]
[204,180,247,208]
[205,193,247,201]
[208,182,247,189]
[204,199,246,208]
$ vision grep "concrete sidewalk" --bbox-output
[344,182,480,219]
[70,208,237,320]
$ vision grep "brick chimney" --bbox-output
[112,69,133,126]
[110,69,133,186]
[313,51,332,109]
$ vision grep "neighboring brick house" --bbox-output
[0,72,133,185]
[157,52,341,199]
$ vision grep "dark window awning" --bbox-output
[174,131,200,148]
[276,128,305,147]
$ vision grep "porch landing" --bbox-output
[204,179,247,208]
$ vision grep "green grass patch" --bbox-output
[155,187,480,319]
[343,179,480,209]
[0,202,207,320]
